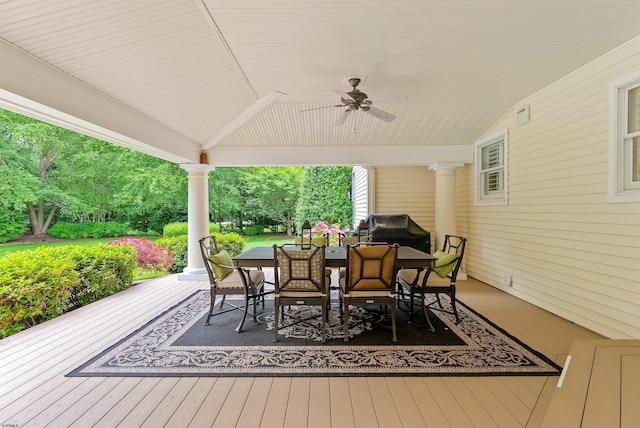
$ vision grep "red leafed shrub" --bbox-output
[108,237,173,272]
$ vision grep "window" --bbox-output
[609,71,640,202]
[475,130,508,205]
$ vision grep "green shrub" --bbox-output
[244,225,265,235]
[0,248,78,338]
[162,222,220,238]
[214,232,245,256]
[0,209,26,243]
[157,232,244,274]
[48,221,129,239]
[156,235,188,273]
[0,245,137,338]
[56,245,137,307]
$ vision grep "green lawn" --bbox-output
[0,234,294,257]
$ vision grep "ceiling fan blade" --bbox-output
[300,104,343,112]
[367,94,408,104]
[362,106,396,122]
[332,89,356,102]
[334,109,351,126]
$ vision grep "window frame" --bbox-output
[608,70,640,203]
[474,129,508,206]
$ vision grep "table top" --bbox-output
[233,245,436,268]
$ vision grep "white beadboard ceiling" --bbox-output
[1,0,639,165]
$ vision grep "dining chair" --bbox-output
[339,243,399,342]
[273,243,329,343]
[397,235,467,331]
[199,235,271,332]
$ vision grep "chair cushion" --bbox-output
[397,268,452,287]
[217,269,264,292]
[433,250,458,278]
[312,236,328,247]
[209,249,234,280]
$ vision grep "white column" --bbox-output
[428,162,463,251]
[178,164,214,281]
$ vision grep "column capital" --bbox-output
[179,163,215,173]
[428,162,464,172]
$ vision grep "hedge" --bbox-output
[0,244,137,338]
[163,222,220,238]
[157,232,245,273]
[47,221,129,239]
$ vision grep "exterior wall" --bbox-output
[374,165,436,252]
[352,166,369,226]
[458,36,640,339]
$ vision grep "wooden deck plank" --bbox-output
[235,377,272,428]
[463,377,522,427]
[442,377,499,428]
[116,378,181,426]
[403,377,452,428]
[45,377,126,427]
[366,377,403,428]
[260,378,291,428]
[308,377,332,428]
[621,356,640,428]
[346,377,375,428]
[284,377,311,428]
[422,377,475,428]
[92,378,163,427]
[480,377,532,425]
[164,378,218,427]
[212,377,255,428]
[0,276,610,428]
[140,377,199,427]
[385,377,427,428]
[329,378,355,428]
[69,377,145,428]
[188,377,235,428]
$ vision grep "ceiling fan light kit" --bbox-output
[301,77,408,126]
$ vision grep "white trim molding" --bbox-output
[474,130,509,206]
[608,69,640,203]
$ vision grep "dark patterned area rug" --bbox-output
[68,290,561,377]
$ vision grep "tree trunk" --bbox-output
[27,202,57,237]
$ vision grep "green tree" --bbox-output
[249,167,304,235]
[0,110,87,236]
[295,166,353,231]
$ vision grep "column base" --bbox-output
[178,267,209,282]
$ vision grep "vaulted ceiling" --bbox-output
[1,0,639,166]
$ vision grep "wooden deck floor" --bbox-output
[0,272,603,427]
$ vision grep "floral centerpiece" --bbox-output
[310,221,349,247]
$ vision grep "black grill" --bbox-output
[358,214,431,252]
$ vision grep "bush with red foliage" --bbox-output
[107,237,173,272]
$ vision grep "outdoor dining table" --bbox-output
[233,245,437,269]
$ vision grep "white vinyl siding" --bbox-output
[459,36,640,339]
[351,166,369,227]
[373,166,435,252]
[609,70,640,201]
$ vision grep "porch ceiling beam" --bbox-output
[0,39,200,164]
[206,145,472,167]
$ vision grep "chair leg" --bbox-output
[252,295,259,326]
[450,286,460,323]
[274,299,279,343]
[343,298,349,342]
[204,288,217,326]
[390,302,397,343]
[421,288,435,332]
[321,297,327,343]
[219,295,227,308]
[235,292,250,333]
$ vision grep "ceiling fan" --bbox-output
[303,78,408,126]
